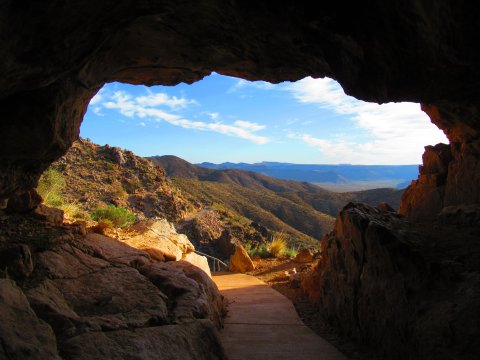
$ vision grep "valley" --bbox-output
[45,139,405,258]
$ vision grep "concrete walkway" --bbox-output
[213,273,348,360]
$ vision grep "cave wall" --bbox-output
[1,1,480,216]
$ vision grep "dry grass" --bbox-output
[268,232,288,258]
[60,203,90,221]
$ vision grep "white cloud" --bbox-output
[89,89,104,105]
[136,92,197,109]
[228,79,275,93]
[284,77,448,164]
[234,120,266,132]
[208,112,219,120]
[98,90,268,144]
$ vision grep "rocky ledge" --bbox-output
[0,211,226,359]
[302,202,480,360]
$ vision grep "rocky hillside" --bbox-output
[150,155,404,216]
[54,138,192,223]
[48,140,403,257]
[47,139,317,258]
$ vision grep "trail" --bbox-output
[213,273,348,360]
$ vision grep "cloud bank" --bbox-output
[284,77,448,164]
[96,89,269,145]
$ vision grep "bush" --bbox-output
[246,243,271,258]
[268,232,288,257]
[283,247,298,258]
[91,205,136,228]
[37,168,66,207]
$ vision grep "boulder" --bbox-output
[229,245,255,273]
[61,321,226,360]
[182,252,212,277]
[0,278,60,359]
[140,262,225,327]
[294,248,314,263]
[301,202,480,360]
[125,219,195,261]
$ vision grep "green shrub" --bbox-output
[246,243,271,258]
[91,205,136,228]
[283,247,298,258]
[37,168,66,207]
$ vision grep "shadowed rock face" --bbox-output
[302,203,480,359]
[2,2,480,358]
[1,1,480,215]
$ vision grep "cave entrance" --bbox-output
[82,73,447,176]
[39,72,448,267]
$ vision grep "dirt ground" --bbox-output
[248,257,369,360]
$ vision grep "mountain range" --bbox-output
[196,161,418,191]
[149,155,405,240]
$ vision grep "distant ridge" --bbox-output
[196,161,418,188]
[149,155,405,242]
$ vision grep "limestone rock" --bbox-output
[126,219,195,261]
[294,248,314,263]
[182,251,212,277]
[229,245,255,273]
[0,213,226,358]
[302,203,480,359]
[83,232,151,267]
[140,262,224,327]
[61,320,226,360]
[400,143,451,221]
[0,278,60,359]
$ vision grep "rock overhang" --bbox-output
[1,1,480,220]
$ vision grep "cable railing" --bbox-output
[146,226,228,272]
[194,250,229,273]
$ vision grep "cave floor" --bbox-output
[213,273,348,360]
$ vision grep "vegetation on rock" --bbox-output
[91,205,136,228]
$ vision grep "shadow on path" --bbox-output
[213,273,348,360]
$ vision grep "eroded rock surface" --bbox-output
[0,213,226,359]
[302,203,480,359]
[1,2,480,206]
[229,245,255,273]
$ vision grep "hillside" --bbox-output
[172,178,333,247]
[150,155,405,217]
[46,139,322,255]
[53,139,193,222]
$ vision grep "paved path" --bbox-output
[213,273,348,360]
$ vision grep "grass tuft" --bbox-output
[268,232,288,257]
[91,205,136,228]
[60,203,90,221]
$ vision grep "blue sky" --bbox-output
[81,73,448,165]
